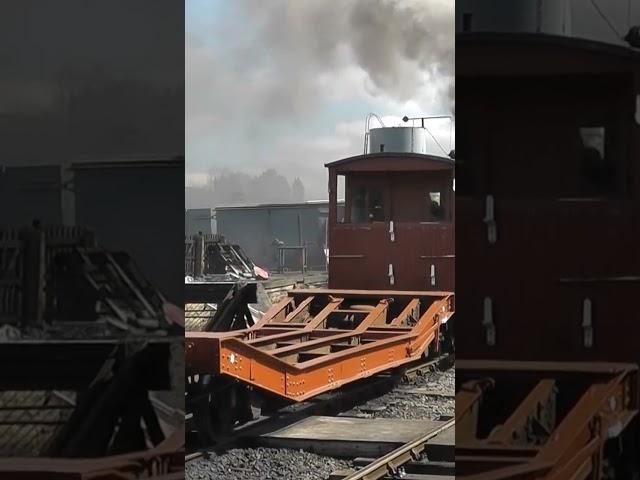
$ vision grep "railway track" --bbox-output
[330,418,454,480]
[186,353,454,479]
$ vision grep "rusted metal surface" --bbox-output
[326,153,455,292]
[186,289,453,402]
[455,360,639,479]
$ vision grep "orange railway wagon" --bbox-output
[186,289,452,442]
[187,289,453,401]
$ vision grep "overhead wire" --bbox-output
[424,126,449,157]
[588,0,622,40]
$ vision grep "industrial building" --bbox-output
[185,207,215,236]
[1,156,185,305]
[72,155,185,304]
[0,165,71,227]
[205,200,345,273]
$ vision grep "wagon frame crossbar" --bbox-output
[186,289,454,401]
[455,360,639,480]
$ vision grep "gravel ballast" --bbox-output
[345,367,455,420]
[186,447,351,480]
[187,366,454,480]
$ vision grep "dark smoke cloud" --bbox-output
[186,0,454,203]
[236,0,453,109]
[187,0,453,134]
[348,0,453,101]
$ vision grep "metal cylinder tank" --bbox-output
[369,127,428,154]
[456,0,572,36]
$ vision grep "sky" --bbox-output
[186,0,640,205]
[185,0,455,201]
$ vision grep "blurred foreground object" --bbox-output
[0,224,184,477]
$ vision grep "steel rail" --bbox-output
[341,418,455,480]
[185,365,413,462]
[402,352,454,381]
[186,354,452,463]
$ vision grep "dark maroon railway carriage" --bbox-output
[326,151,455,293]
[455,32,640,479]
[457,33,640,363]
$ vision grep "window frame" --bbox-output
[345,176,391,224]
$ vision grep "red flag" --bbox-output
[254,265,269,279]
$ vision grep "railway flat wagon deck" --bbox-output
[186,289,453,402]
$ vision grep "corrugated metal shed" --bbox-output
[0,166,67,227]
[215,201,345,272]
[185,208,215,236]
[71,155,184,304]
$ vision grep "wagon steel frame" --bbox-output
[455,360,639,480]
[186,289,453,401]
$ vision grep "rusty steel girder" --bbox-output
[456,360,639,480]
[186,289,454,401]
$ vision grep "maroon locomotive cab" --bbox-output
[326,150,455,292]
[456,34,640,363]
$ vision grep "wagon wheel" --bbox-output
[189,377,255,445]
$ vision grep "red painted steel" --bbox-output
[186,290,453,401]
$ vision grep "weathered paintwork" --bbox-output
[456,33,640,362]
[326,153,455,292]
